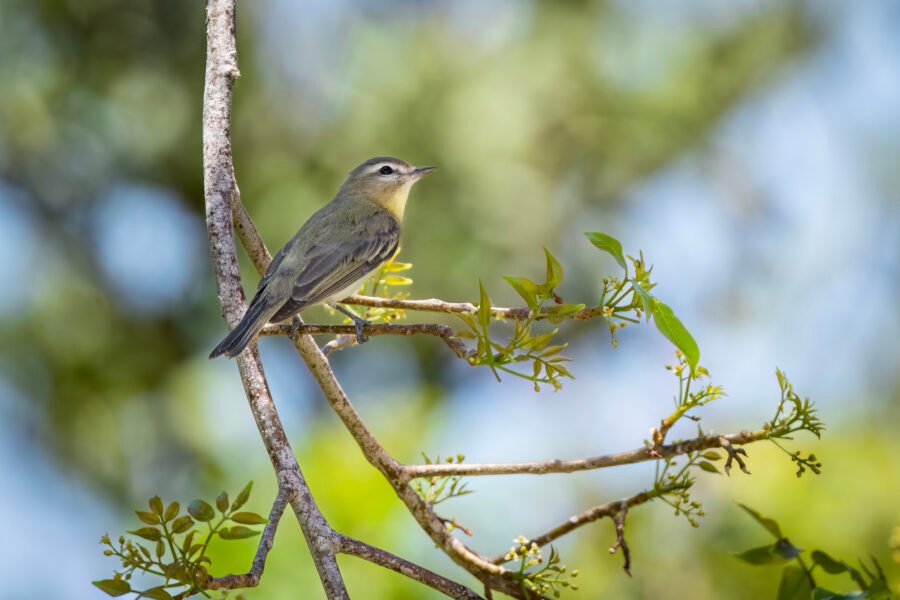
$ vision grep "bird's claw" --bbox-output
[290,316,303,340]
[353,318,372,344]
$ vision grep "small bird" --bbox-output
[209,157,435,359]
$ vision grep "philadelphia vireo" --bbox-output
[209,157,435,359]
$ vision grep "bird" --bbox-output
[209,156,435,359]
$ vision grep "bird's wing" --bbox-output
[288,212,400,307]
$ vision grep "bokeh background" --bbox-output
[1,0,898,598]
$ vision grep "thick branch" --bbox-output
[203,2,346,597]
[402,429,767,480]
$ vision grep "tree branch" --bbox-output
[204,1,347,596]
[202,6,809,598]
[401,430,768,480]
[487,490,656,566]
[203,4,485,598]
[342,294,601,321]
[338,536,483,600]
[259,322,473,359]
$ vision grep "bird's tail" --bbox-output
[209,295,278,359]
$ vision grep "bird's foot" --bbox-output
[351,316,372,344]
[290,315,304,340]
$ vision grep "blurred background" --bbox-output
[1,0,898,598]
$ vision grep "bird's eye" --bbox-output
[378,165,394,175]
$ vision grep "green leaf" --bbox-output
[738,504,783,538]
[477,280,491,330]
[163,501,179,522]
[585,232,627,271]
[735,544,788,565]
[631,282,655,321]
[155,539,165,558]
[701,451,722,461]
[777,565,814,600]
[141,587,175,600]
[218,526,261,540]
[128,527,162,541]
[231,511,268,525]
[773,538,802,559]
[188,500,215,522]
[135,510,160,525]
[181,530,195,553]
[698,460,720,474]
[382,275,413,286]
[543,303,585,316]
[216,491,229,513]
[503,276,539,310]
[148,496,164,516]
[810,551,847,575]
[543,247,563,289]
[171,515,194,534]
[382,261,412,273]
[632,283,700,372]
[92,579,131,597]
[232,481,253,511]
[649,299,700,375]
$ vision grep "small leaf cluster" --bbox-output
[456,232,702,392]
[94,482,265,599]
[656,352,725,442]
[504,536,579,598]
[652,450,710,528]
[588,231,699,374]
[356,248,414,323]
[412,453,473,506]
[457,248,579,391]
[765,369,825,477]
[736,504,895,600]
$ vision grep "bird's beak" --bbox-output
[409,166,436,180]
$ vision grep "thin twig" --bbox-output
[487,490,657,565]
[259,322,474,359]
[608,503,631,576]
[204,482,294,590]
[343,294,602,321]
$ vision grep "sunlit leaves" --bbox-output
[356,247,415,324]
[128,527,162,541]
[218,526,261,540]
[232,481,253,512]
[585,232,627,271]
[543,247,563,291]
[505,539,579,597]
[413,454,473,506]
[231,511,268,525]
[633,283,700,375]
[96,483,265,598]
[503,276,540,310]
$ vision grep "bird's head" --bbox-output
[340,157,435,220]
